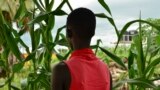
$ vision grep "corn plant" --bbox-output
[97,0,160,90]
[0,0,72,89]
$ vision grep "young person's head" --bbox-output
[66,8,96,50]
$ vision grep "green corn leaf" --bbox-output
[60,33,66,39]
[29,9,66,25]
[45,0,49,11]
[53,50,70,61]
[56,53,64,60]
[0,60,5,68]
[39,79,50,90]
[115,19,160,51]
[33,0,45,12]
[11,84,20,90]
[36,74,50,90]
[12,29,30,54]
[39,0,45,9]
[66,0,73,11]
[99,47,127,69]
[2,46,10,63]
[113,78,157,89]
[12,62,24,73]
[34,29,41,48]
[38,53,44,64]
[150,47,160,58]
[0,83,5,88]
[18,29,26,36]
[51,9,67,16]
[133,35,144,76]
[95,13,119,37]
[139,15,145,74]
[145,30,152,60]
[55,38,68,46]
[62,50,71,60]
[144,56,160,75]
[90,45,98,49]
[25,52,36,62]
[45,14,55,43]
[28,13,49,24]
[128,49,134,70]
[129,67,136,79]
[95,13,109,18]
[95,39,102,55]
[146,67,155,79]
[48,0,54,11]
[0,28,5,45]
[54,47,71,61]
[3,25,22,61]
[54,25,66,42]
[98,0,112,15]
[56,0,67,10]
[0,10,6,24]
[135,16,145,76]
[47,14,55,32]
[18,38,30,54]
[156,35,160,45]
[14,0,26,20]
[59,33,69,46]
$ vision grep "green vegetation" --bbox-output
[0,0,160,90]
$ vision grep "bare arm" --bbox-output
[110,73,112,90]
[51,62,71,90]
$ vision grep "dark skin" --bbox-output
[51,24,112,90]
[52,62,71,90]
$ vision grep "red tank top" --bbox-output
[65,48,110,90]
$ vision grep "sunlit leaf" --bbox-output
[14,0,26,20]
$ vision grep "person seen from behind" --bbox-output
[52,7,112,90]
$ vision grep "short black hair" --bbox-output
[67,8,96,40]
